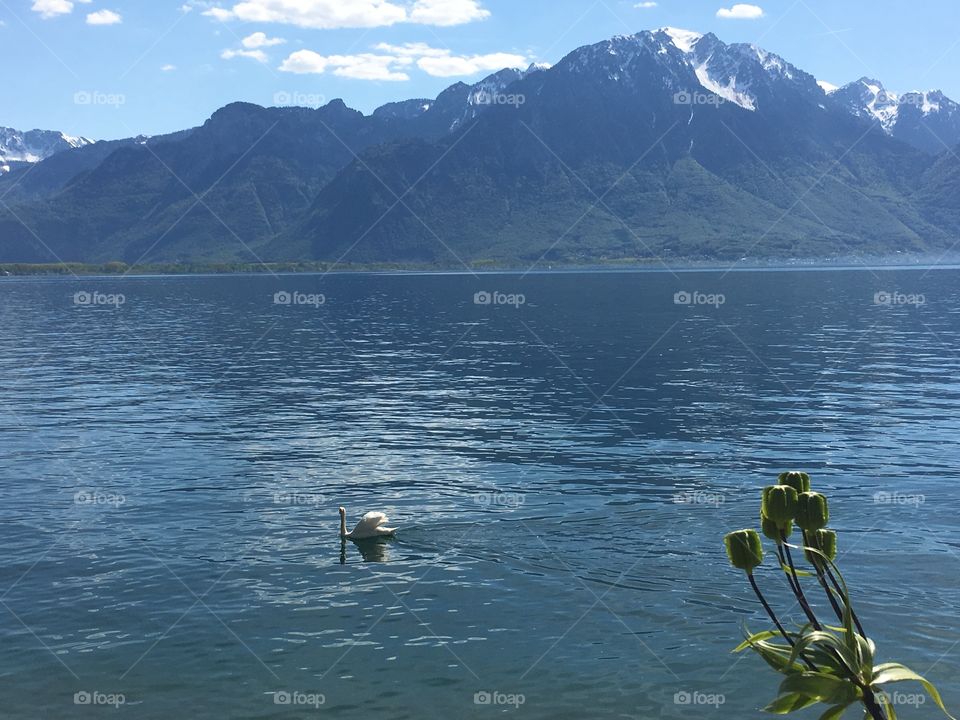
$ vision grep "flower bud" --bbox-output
[778,471,811,494]
[805,529,837,563]
[724,529,764,573]
[761,485,798,526]
[762,514,792,542]
[760,515,793,543]
[796,492,829,531]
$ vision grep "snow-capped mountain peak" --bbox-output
[751,46,796,80]
[658,27,704,54]
[827,77,960,152]
[686,35,815,112]
[0,127,95,173]
[899,89,957,117]
[557,28,818,113]
[833,77,907,131]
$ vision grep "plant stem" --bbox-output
[825,564,868,638]
[781,531,822,631]
[862,686,888,720]
[815,569,845,621]
[802,530,846,625]
[747,573,818,672]
[776,544,801,595]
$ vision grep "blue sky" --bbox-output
[2,0,959,140]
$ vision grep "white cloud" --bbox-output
[221,32,285,62]
[242,30,286,47]
[205,0,406,28]
[222,47,269,62]
[417,51,527,77]
[408,0,489,26]
[31,0,90,19]
[86,9,122,24]
[716,3,764,19]
[161,64,177,71]
[201,0,489,28]
[203,6,235,20]
[376,42,529,78]
[278,40,526,81]
[634,1,657,7]
[279,50,411,80]
[373,41,450,57]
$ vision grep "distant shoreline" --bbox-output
[1,256,959,278]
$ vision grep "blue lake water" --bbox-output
[1,268,958,719]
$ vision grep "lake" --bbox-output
[1,268,958,719]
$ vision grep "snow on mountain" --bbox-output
[832,78,960,131]
[447,64,543,131]
[897,89,958,118]
[0,127,94,173]
[817,80,839,94]
[831,78,902,130]
[371,98,434,121]
[834,78,934,129]
[661,27,703,53]
[561,28,818,113]
[466,65,541,107]
[691,55,757,111]
[669,28,818,111]
[828,78,960,152]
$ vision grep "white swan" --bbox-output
[339,507,397,540]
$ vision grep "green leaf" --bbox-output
[872,663,957,720]
[763,692,821,714]
[818,704,853,720]
[854,634,874,675]
[734,629,782,652]
[749,639,806,674]
[780,561,813,578]
[787,629,860,679]
[780,672,860,705]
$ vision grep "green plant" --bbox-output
[724,473,954,719]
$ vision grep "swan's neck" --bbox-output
[339,512,347,538]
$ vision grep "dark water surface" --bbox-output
[1,268,958,719]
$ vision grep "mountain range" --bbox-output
[2,27,959,268]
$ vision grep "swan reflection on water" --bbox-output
[340,537,392,563]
